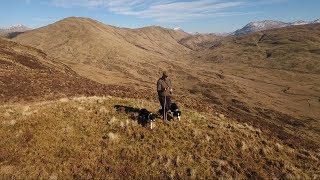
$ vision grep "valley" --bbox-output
[11,17,320,149]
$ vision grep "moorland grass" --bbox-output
[1,96,319,179]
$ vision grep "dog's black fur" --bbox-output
[170,103,182,121]
[157,103,182,121]
[139,108,157,126]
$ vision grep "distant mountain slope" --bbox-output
[191,23,320,149]
[215,23,320,73]
[14,17,191,86]
[120,25,190,55]
[234,19,320,35]
[179,34,221,50]
[234,20,289,36]
[0,24,31,38]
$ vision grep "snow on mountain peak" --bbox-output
[0,24,32,37]
[1,24,31,31]
[248,20,287,29]
[234,18,320,36]
[234,20,287,35]
[291,20,309,26]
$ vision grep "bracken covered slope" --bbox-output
[0,38,146,102]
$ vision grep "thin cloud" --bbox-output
[32,17,56,22]
[51,0,267,22]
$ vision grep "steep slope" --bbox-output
[1,96,319,179]
[14,17,191,86]
[119,26,190,55]
[0,38,141,102]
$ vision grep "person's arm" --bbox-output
[157,80,164,92]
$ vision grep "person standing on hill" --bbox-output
[157,71,172,120]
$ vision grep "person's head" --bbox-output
[162,71,169,79]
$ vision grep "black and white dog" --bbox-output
[170,103,182,121]
[139,108,157,129]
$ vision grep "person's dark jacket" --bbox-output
[157,78,172,96]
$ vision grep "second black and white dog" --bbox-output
[139,108,157,129]
[170,103,182,121]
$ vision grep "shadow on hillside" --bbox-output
[114,104,178,127]
[114,105,141,114]
[8,32,25,39]
[114,105,162,127]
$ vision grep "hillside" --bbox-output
[178,34,221,50]
[14,17,191,87]
[0,37,147,103]
[13,17,320,151]
[1,96,319,179]
[191,24,320,149]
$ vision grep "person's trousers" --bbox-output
[158,95,171,113]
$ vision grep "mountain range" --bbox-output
[234,18,320,35]
[2,18,319,38]
[0,24,31,38]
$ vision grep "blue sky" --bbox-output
[1,0,319,33]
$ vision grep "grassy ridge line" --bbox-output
[1,96,319,179]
